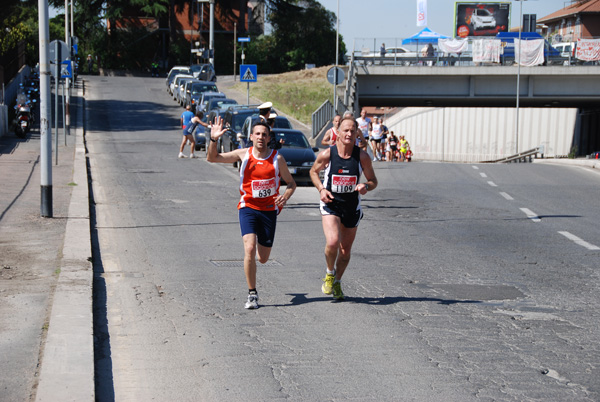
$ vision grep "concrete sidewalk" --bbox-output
[0,79,94,401]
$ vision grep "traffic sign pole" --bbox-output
[39,0,52,217]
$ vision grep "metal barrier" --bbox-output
[311,99,333,139]
[482,146,544,163]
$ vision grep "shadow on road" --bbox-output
[267,293,481,307]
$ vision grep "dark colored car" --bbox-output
[205,98,238,114]
[185,81,218,111]
[219,105,261,155]
[270,129,318,184]
[239,115,293,147]
[192,114,210,151]
[191,63,217,82]
[197,92,226,113]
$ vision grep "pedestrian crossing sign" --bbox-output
[240,64,257,82]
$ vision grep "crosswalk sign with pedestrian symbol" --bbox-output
[240,64,257,82]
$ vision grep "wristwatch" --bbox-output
[365,183,369,191]
[210,138,217,143]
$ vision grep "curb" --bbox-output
[35,82,94,401]
[533,157,600,170]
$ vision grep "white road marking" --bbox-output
[520,208,541,222]
[472,166,479,170]
[558,231,600,250]
[487,181,498,187]
[499,192,514,200]
[480,173,488,178]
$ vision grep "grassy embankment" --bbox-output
[232,66,335,125]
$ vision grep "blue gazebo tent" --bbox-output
[402,27,449,45]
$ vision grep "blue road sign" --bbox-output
[238,37,251,43]
[61,60,72,78]
[240,64,257,82]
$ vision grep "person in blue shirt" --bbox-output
[180,105,194,128]
[179,111,207,158]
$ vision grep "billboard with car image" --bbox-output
[454,2,511,38]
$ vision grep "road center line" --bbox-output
[487,181,498,187]
[520,208,541,222]
[558,231,600,250]
[499,192,514,200]
[472,166,479,170]
[480,173,488,178]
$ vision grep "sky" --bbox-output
[318,0,574,51]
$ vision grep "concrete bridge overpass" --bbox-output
[351,65,600,109]
[329,64,600,160]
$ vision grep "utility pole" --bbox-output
[209,0,215,66]
[64,0,70,137]
[39,0,52,217]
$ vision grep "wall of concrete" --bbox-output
[386,107,578,162]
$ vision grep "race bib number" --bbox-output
[332,175,357,193]
[251,178,276,198]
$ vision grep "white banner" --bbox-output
[514,39,544,66]
[473,39,501,63]
[576,39,600,61]
[438,38,468,54]
[417,0,427,27]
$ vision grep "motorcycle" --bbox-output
[14,94,35,138]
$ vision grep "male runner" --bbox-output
[309,116,378,299]
[207,117,296,309]
[321,114,341,146]
[355,108,371,153]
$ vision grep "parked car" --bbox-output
[239,114,293,147]
[197,91,226,113]
[205,98,238,114]
[219,105,261,158]
[270,128,318,184]
[166,66,191,92]
[191,63,217,82]
[360,46,421,65]
[175,77,198,105]
[554,42,578,64]
[185,81,218,110]
[471,8,496,31]
[192,114,210,151]
[170,74,194,97]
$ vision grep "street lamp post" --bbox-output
[334,0,339,113]
[514,0,529,155]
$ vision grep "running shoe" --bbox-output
[322,273,335,295]
[245,293,259,309]
[332,281,344,300]
[189,153,199,159]
[178,152,187,158]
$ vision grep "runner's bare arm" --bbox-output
[206,116,244,164]
[357,150,377,194]
[275,155,296,207]
[310,148,334,203]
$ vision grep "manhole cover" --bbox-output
[209,259,283,267]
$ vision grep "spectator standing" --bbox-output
[181,105,194,128]
[179,111,206,158]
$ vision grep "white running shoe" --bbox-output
[245,293,259,309]
[178,152,187,158]
[189,153,199,159]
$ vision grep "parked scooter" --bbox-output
[14,93,35,138]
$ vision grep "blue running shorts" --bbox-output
[239,207,277,247]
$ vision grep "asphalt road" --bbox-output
[85,75,600,401]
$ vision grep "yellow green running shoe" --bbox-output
[332,281,344,300]
[322,273,335,295]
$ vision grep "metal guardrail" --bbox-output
[311,99,333,139]
[482,146,544,163]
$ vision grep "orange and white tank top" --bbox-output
[238,147,280,212]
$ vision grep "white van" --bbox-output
[554,42,576,62]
